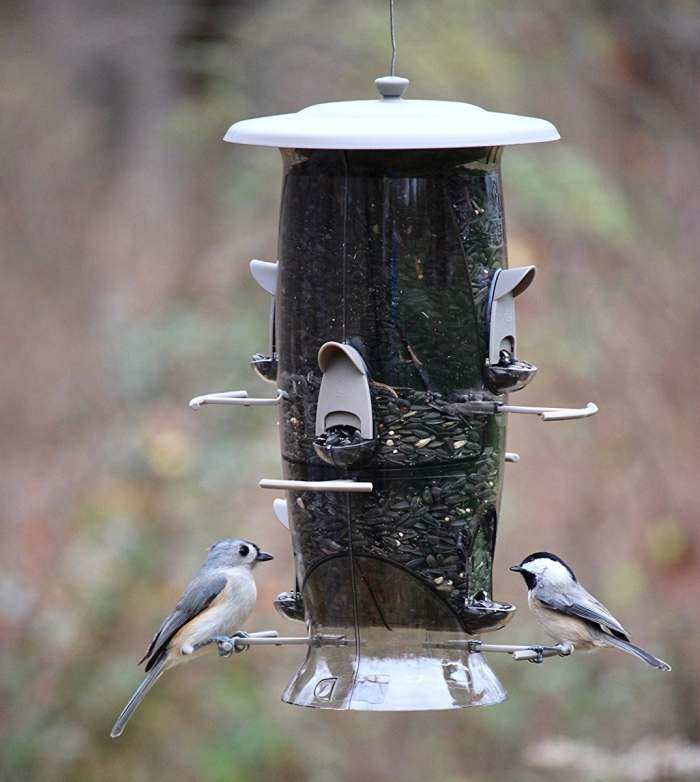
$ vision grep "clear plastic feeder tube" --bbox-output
[275,147,515,709]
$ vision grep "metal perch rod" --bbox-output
[427,639,573,663]
[259,478,374,493]
[189,390,285,409]
[208,631,573,664]
[466,400,598,422]
[231,635,350,648]
[207,631,351,655]
[506,402,598,421]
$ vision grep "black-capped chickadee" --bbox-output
[111,539,274,738]
[510,552,671,672]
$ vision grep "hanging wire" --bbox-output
[389,0,397,75]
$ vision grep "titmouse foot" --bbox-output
[232,631,250,654]
[213,635,235,657]
[213,632,250,657]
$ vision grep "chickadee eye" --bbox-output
[239,544,250,557]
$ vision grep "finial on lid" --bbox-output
[375,76,409,99]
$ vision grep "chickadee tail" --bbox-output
[605,635,672,672]
[110,655,167,738]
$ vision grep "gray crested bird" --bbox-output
[510,552,671,672]
[110,539,273,738]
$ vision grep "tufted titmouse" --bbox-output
[511,552,671,672]
[110,539,273,738]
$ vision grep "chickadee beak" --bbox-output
[255,551,274,562]
[509,565,523,573]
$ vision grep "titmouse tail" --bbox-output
[110,656,168,738]
[605,635,671,672]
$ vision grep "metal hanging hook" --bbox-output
[389,0,397,76]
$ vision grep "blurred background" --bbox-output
[2,1,699,780]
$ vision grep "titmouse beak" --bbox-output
[509,565,523,572]
[255,551,274,562]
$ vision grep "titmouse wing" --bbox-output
[538,581,629,641]
[139,572,227,670]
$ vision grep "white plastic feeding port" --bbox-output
[249,259,278,295]
[315,342,373,439]
[488,266,536,366]
[273,498,290,529]
[248,259,280,384]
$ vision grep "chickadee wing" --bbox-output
[539,583,629,641]
[139,573,228,670]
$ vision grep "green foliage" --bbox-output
[196,671,293,782]
[505,147,636,249]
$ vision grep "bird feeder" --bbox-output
[192,76,597,710]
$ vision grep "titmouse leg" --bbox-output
[213,632,250,657]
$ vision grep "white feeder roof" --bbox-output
[225,76,560,150]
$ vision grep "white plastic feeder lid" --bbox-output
[225,76,560,150]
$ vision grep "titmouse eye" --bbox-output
[239,544,250,558]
